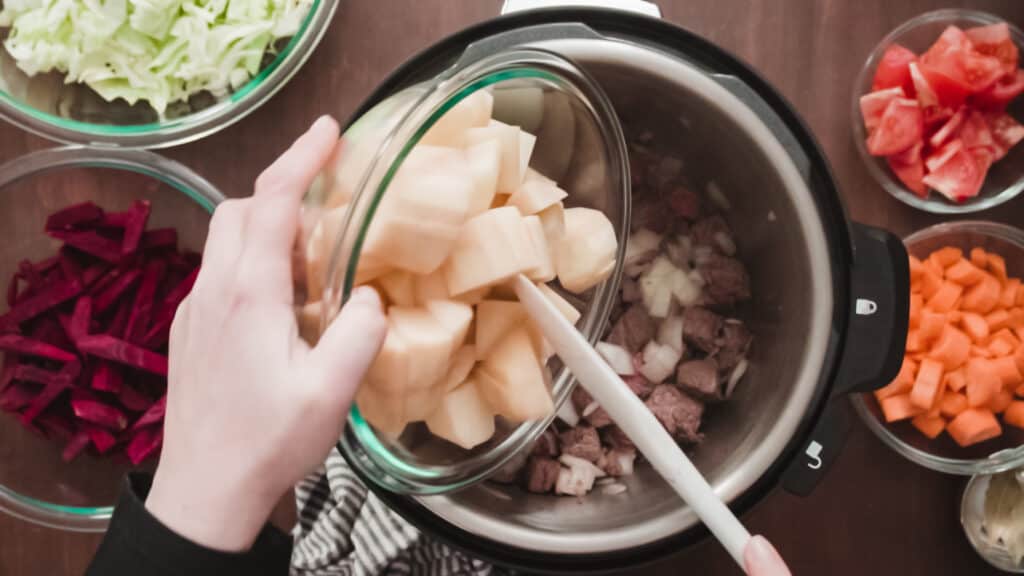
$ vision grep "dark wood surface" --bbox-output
[3,1,1024,574]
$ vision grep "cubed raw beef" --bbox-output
[607,304,657,353]
[525,457,560,494]
[645,385,704,443]
[624,374,654,398]
[572,387,613,428]
[531,428,560,459]
[682,306,723,353]
[716,320,752,372]
[602,424,636,451]
[690,215,731,248]
[621,277,642,303]
[666,186,701,221]
[675,358,721,400]
[699,254,751,306]
[559,426,603,463]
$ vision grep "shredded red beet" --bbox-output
[0,201,199,464]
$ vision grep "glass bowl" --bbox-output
[961,470,1024,573]
[0,147,222,531]
[0,0,337,149]
[851,9,1024,214]
[299,47,629,494]
[852,221,1024,475]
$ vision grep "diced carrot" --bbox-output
[967,358,1001,408]
[928,324,971,370]
[909,255,924,283]
[1004,401,1024,429]
[1017,383,1024,397]
[970,247,989,269]
[972,345,994,358]
[949,310,963,323]
[1009,308,1024,330]
[909,294,923,328]
[927,282,963,313]
[918,310,946,342]
[961,312,991,342]
[1018,288,1024,306]
[986,309,1012,332]
[911,415,946,439]
[947,408,1002,447]
[992,356,1024,388]
[990,339,1015,357]
[945,368,967,392]
[911,358,945,409]
[906,330,924,353]
[919,269,944,300]
[946,259,986,286]
[940,392,968,418]
[923,256,945,278]
[1001,279,1021,308]
[1016,344,1024,375]
[988,253,1008,282]
[961,274,1001,314]
[989,328,1021,350]
[989,389,1015,413]
[931,246,964,268]
[1016,327,1024,343]
[875,378,912,402]
[880,394,926,423]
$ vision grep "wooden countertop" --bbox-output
[2,1,1023,573]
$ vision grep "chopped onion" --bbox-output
[555,464,597,497]
[582,401,601,418]
[624,228,662,266]
[688,269,706,288]
[669,267,702,307]
[640,256,678,318]
[639,340,682,384]
[663,235,692,269]
[725,357,749,398]
[556,399,580,427]
[714,231,737,256]
[602,483,628,496]
[625,260,652,278]
[559,454,606,477]
[610,450,636,476]
[657,315,685,353]
[707,180,731,211]
[651,157,684,188]
[596,342,636,375]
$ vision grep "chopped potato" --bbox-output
[477,327,553,422]
[426,378,496,450]
[557,207,618,294]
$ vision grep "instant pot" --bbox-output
[331,2,910,572]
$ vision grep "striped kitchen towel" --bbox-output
[291,448,509,576]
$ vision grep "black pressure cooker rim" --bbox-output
[336,7,854,573]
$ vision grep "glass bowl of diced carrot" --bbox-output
[852,221,1024,475]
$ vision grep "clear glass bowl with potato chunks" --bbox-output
[853,221,1024,475]
[293,48,630,494]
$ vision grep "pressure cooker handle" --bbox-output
[500,0,662,18]
[781,223,909,496]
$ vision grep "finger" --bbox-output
[304,287,387,409]
[194,199,248,293]
[744,536,791,576]
[238,116,340,301]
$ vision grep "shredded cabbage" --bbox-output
[0,0,312,114]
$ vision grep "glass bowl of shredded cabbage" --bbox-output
[0,0,336,148]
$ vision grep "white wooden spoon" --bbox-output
[513,274,752,570]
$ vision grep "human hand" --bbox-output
[145,116,388,552]
[744,535,792,576]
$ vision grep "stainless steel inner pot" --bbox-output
[411,37,835,555]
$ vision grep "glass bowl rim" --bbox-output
[849,8,1024,215]
[0,0,338,149]
[852,220,1024,476]
[0,145,223,531]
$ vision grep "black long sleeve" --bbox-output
[86,474,292,576]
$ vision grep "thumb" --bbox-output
[744,535,791,576]
[305,286,387,408]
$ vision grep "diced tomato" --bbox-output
[971,147,995,176]
[887,141,927,197]
[866,98,924,156]
[959,110,996,151]
[860,87,906,131]
[966,23,1020,76]
[925,139,966,173]
[910,62,940,108]
[924,26,974,61]
[972,70,1024,110]
[988,112,1024,153]
[924,105,956,129]
[872,44,918,95]
[929,107,966,148]
[962,51,1009,93]
[920,64,971,107]
[922,143,984,202]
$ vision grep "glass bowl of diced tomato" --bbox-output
[853,10,1024,214]
[852,221,1024,475]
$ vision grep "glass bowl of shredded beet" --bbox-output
[0,147,221,531]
